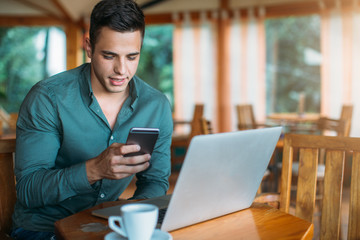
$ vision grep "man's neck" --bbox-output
[93,87,130,129]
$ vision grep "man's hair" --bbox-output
[89,0,145,51]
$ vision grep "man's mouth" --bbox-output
[109,77,126,86]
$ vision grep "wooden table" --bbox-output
[267,113,320,124]
[267,113,321,136]
[55,201,313,240]
[0,132,16,140]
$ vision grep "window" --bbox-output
[265,15,321,114]
[0,26,66,112]
[136,24,174,107]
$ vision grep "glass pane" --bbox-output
[0,26,66,113]
[136,24,174,108]
[265,15,321,114]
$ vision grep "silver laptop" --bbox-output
[92,127,282,232]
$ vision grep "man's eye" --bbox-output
[104,55,113,60]
[128,56,137,61]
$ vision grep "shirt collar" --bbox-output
[128,77,139,110]
[78,63,93,106]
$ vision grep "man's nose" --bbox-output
[114,58,126,74]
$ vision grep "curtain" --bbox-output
[172,8,266,132]
[229,8,266,130]
[352,5,360,137]
[321,3,360,136]
[172,12,217,131]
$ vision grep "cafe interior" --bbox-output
[1,0,360,239]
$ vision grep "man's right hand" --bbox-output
[85,142,151,184]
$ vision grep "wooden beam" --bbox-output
[145,13,173,25]
[220,0,229,9]
[65,22,83,70]
[216,0,232,132]
[265,1,321,18]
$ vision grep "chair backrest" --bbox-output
[340,104,353,121]
[188,104,204,140]
[0,138,16,234]
[8,113,18,132]
[340,104,353,135]
[279,134,360,240]
[199,117,212,135]
[236,104,256,130]
[317,117,350,137]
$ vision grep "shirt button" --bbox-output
[100,193,105,198]
[110,136,114,140]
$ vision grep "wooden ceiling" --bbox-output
[1,0,353,26]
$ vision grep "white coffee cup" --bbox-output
[108,203,159,240]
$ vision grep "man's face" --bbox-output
[86,27,142,95]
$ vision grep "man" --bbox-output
[11,0,173,239]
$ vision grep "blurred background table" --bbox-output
[267,113,320,124]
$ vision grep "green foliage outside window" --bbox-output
[137,24,174,108]
[265,15,321,114]
[0,27,48,112]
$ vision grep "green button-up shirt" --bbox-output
[12,63,173,232]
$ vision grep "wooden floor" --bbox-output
[119,171,351,240]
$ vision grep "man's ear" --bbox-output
[85,38,92,58]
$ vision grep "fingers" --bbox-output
[111,153,151,165]
[110,142,140,156]
[108,148,151,178]
[109,143,151,165]
[105,157,150,180]
[92,143,151,181]
[111,160,150,177]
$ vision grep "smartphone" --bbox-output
[124,127,160,157]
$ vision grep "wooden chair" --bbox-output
[340,104,353,136]
[279,134,360,240]
[316,117,350,137]
[0,111,18,139]
[290,117,350,171]
[292,117,350,199]
[172,104,204,144]
[171,104,204,167]
[8,113,18,132]
[0,138,16,238]
[236,104,257,130]
[200,117,212,135]
[258,118,351,209]
[236,104,271,131]
[340,104,354,186]
[291,104,353,136]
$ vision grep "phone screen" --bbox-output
[124,127,159,157]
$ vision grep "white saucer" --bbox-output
[104,229,172,240]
